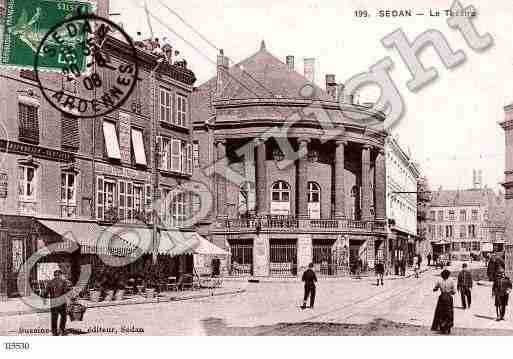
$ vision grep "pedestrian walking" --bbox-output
[301,262,317,309]
[487,253,505,282]
[457,263,473,309]
[400,259,406,276]
[492,268,512,321]
[43,270,71,336]
[413,255,420,279]
[375,260,384,286]
[431,269,456,335]
[427,253,432,267]
[355,258,363,279]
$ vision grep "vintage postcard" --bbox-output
[0,0,512,355]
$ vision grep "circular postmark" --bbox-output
[34,13,139,118]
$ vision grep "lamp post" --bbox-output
[151,57,164,265]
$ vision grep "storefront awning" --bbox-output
[37,220,131,256]
[192,235,229,256]
[37,220,204,258]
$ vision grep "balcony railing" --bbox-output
[60,204,77,218]
[223,215,387,233]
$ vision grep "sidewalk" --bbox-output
[225,267,431,283]
[0,284,245,318]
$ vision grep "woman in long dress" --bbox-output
[431,269,456,334]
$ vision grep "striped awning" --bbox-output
[37,220,200,258]
[37,220,132,256]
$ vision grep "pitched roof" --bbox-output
[430,188,496,207]
[191,41,331,123]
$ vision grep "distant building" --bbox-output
[427,171,505,261]
[385,136,420,271]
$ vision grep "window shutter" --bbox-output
[172,93,177,126]
[145,184,152,213]
[156,136,162,169]
[18,103,39,144]
[187,143,192,175]
[61,114,80,151]
[180,141,186,173]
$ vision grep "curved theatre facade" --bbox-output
[191,42,388,277]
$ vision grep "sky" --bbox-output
[110,0,512,193]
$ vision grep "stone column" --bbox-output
[334,140,347,219]
[297,235,312,275]
[361,145,372,221]
[253,234,269,276]
[215,139,227,218]
[297,138,310,219]
[375,148,386,220]
[255,138,267,216]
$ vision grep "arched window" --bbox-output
[307,182,320,203]
[271,181,290,202]
[270,181,291,215]
[307,182,321,219]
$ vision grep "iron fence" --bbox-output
[270,243,297,276]
[230,244,253,276]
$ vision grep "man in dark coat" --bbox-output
[488,254,505,282]
[44,270,71,336]
[457,263,473,309]
[375,260,385,286]
[492,269,512,321]
[301,262,317,309]
[427,253,432,267]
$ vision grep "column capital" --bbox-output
[335,139,347,146]
[297,137,311,145]
[214,138,227,146]
[377,147,385,155]
[362,144,373,150]
[255,137,267,146]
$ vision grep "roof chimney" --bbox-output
[286,55,294,72]
[217,49,229,95]
[304,57,315,84]
[325,74,336,99]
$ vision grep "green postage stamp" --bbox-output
[1,0,93,70]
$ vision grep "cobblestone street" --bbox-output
[3,265,513,336]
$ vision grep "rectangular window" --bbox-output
[18,165,36,201]
[159,137,170,170]
[460,225,466,238]
[133,184,143,216]
[448,210,455,220]
[18,103,39,144]
[131,128,147,166]
[171,191,186,228]
[104,180,116,217]
[472,242,480,251]
[460,210,466,222]
[171,139,181,172]
[452,242,460,251]
[118,180,126,220]
[176,94,187,127]
[160,88,172,123]
[438,210,443,221]
[438,225,443,237]
[126,182,133,220]
[102,121,121,159]
[446,225,453,238]
[96,177,104,219]
[468,224,476,238]
[145,184,152,214]
[61,172,76,204]
[430,211,436,221]
[471,209,479,221]
[193,141,199,167]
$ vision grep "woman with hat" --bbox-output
[492,268,512,321]
[431,269,456,334]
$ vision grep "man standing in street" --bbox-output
[301,262,317,309]
[375,260,385,286]
[492,268,512,321]
[457,263,473,309]
[427,253,432,267]
[44,270,70,336]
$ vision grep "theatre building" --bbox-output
[191,42,388,277]
[0,29,198,298]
